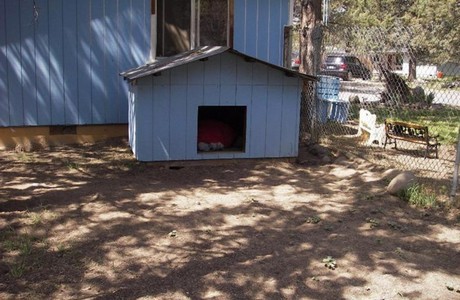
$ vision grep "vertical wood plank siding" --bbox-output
[0,0,150,127]
[0,0,9,126]
[233,0,290,66]
[131,52,301,162]
[4,0,24,126]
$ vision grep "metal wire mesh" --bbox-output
[293,24,460,200]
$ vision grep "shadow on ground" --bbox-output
[1,139,459,299]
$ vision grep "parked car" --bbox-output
[320,54,371,81]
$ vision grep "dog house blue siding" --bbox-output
[0,0,150,127]
[128,51,303,162]
[233,0,290,66]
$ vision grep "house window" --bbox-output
[157,0,191,57]
[198,0,229,47]
[197,106,246,153]
[156,0,230,57]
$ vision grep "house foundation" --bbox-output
[0,124,128,151]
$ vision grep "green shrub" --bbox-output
[398,183,437,207]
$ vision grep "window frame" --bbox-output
[153,0,232,58]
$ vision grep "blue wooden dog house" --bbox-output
[121,46,316,162]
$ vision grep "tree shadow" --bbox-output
[1,140,459,299]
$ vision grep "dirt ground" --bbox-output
[1,138,459,300]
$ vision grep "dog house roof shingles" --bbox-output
[120,46,317,82]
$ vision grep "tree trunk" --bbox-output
[408,51,417,81]
[299,0,322,144]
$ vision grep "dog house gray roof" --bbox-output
[121,46,317,82]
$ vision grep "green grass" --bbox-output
[9,260,27,278]
[1,213,53,278]
[1,229,34,278]
[16,152,35,163]
[354,105,460,145]
[398,183,437,207]
[28,208,57,225]
[65,160,80,170]
[3,235,33,255]
[419,76,460,91]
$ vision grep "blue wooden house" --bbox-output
[0,0,304,151]
[121,46,315,161]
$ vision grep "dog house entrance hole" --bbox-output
[197,106,247,153]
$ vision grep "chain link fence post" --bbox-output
[451,127,460,204]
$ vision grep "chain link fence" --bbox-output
[292,24,460,201]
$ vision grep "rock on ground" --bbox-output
[387,171,417,195]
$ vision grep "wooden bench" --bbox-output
[384,120,440,158]
[358,109,384,146]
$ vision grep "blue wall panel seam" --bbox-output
[117,0,121,122]
[130,0,133,65]
[244,0,247,52]
[185,64,189,157]
[18,2,24,124]
[89,0,93,123]
[116,0,121,122]
[267,0,271,62]
[219,55,222,105]
[168,73,172,160]
[2,0,10,125]
[185,69,189,159]
[279,0,283,66]
[279,83,284,155]
[255,0,259,57]
[129,0,134,123]
[60,0,65,124]
[62,0,66,123]
[33,1,39,125]
[103,0,107,124]
[34,2,39,125]
[47,0,51,124]
[150,75,155,160]
[263,84,269,157]
[75,0,80,125]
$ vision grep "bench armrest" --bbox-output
[428,134,440,145]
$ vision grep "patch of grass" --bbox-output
[398,183,437,207]
[423,76,460,91]
[54,242,73,257]
[305,216,322,224]
[29,212,44,225]
[9,260,26,278]
[65,160,80,170]
[359,106,460,145]
[366,218,380,228]
[28,209,57,225]
[394,247,406,259]
[1,228,41,278]
[3,234,33,256]
[16,152,35,163]
[387,221,404,231]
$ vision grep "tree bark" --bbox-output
[408,51,417,81]
[299,0,322,144]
